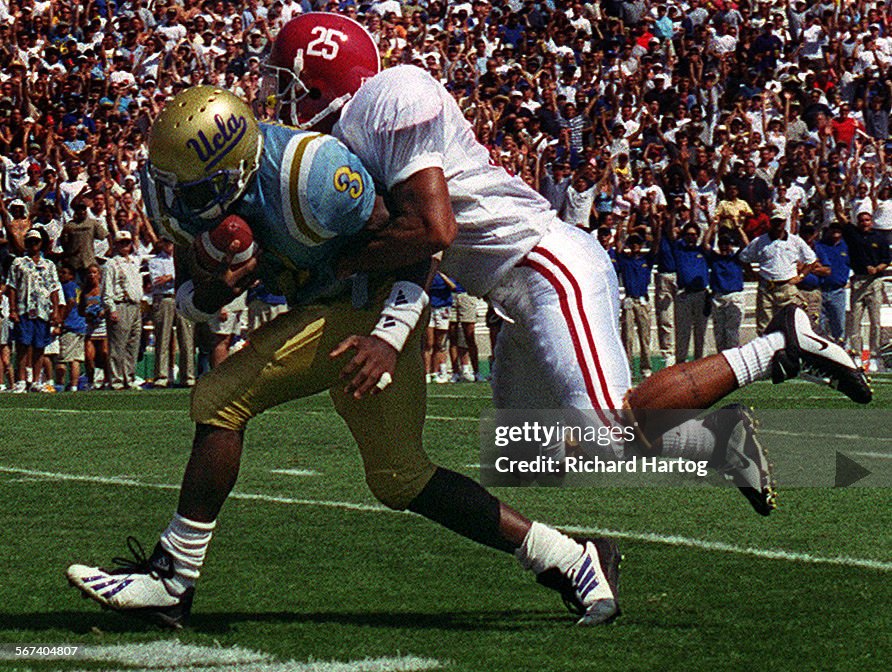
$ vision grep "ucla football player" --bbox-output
[66,87,623,628]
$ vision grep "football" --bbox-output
[195,214,256,271]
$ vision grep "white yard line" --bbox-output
[852,451,892,460]
[560,525,892,573]
[271,469,321,477]
[2,465,890,573]
[760,429,892,442]
[0,640,444,672]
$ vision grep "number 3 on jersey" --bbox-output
[333,166,363,198]
[306,26,347,60]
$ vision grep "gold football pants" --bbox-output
[190,299,435,510]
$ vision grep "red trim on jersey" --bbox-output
[520,256,614,428]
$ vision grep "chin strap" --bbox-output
[294,93,352,130]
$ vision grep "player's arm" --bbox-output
[336,167,457,275]
[331,256,440,400]
[172,240,258,323]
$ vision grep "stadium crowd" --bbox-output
[1,0,891,392]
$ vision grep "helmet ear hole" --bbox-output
[308,88,322,100]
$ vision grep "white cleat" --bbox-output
[66,537,192,628]
[536,537,621,625]
[767,305,871,404]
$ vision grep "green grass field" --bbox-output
[0,378,891,672]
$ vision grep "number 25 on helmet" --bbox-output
[263,12,380,130]
[148,86,263,221]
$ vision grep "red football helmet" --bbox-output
[264,12,380,130]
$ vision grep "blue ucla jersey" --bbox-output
[142,122,375,305]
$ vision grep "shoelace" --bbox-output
[108,536,152,575]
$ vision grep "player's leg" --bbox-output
[692,293,707,360]
[83,337,96,386]
[153,298,174,387]
[333,313,619,625]
[621,299,635,372]
[66,303,354,626]
[124,305,142,387]
[462,319,479,378]
[867,281,883,367]
[674,292,693,363]
[176,314,196,386]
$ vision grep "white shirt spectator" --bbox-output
[872,196,892,232]
[280,0,303,23]
[801,23,826,60]
[739,232,817,281]
[562,182,597,228]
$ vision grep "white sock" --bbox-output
[159,513,216,595]
[659,419,715,461]
[721,332,785,387]
[515,522,584,575]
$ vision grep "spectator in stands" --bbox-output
[842,210,890,371]
[6,228,59,393]
[739,217,817,335]
[56,262,86,391]
[448,280,481,383]
[815,223,851,345]
[616,218,656,378]
[0,275,13,392]
[715,183,752,232]
[425,273,453,384]
[671,222,709,363]
[794,225,830,332]
[148,237,194,388]
[705,219,749,352]
[80,263,110,391]
[103,230,143,390]
[60,200,108,280]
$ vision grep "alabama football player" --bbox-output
[263,11,871,523]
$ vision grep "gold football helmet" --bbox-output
[148,86,263,220]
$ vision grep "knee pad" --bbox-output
[365,464,437,511]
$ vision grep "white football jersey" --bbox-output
[334,65,555,296]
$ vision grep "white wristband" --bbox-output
[370,281,429,353]
[175,280,217,323]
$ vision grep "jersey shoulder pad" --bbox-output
[345,65,443,133]
[277,132,375,247]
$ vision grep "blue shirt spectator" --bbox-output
[815,233,851,290]
[617,245,655,299]
[673,234,709,292]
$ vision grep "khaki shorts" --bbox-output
[191,296,435,510]
[59,332,85,363]
[450,292,479,323]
